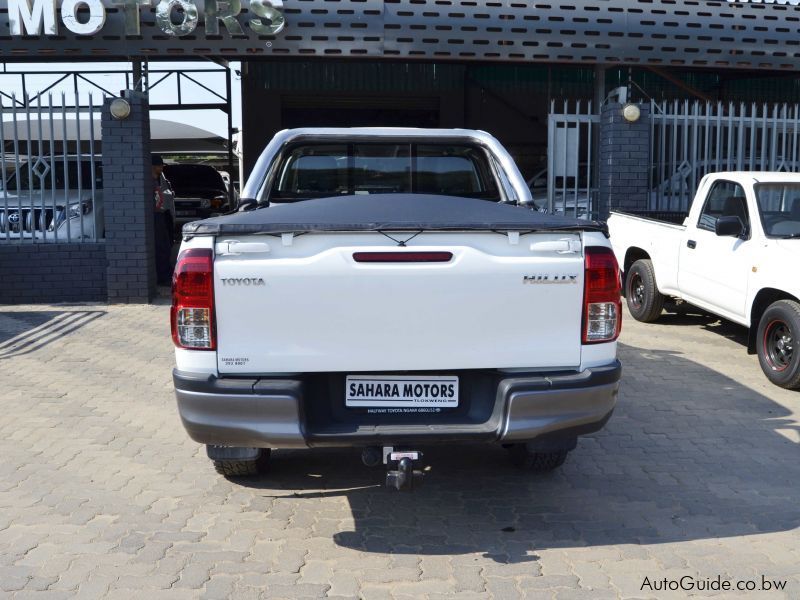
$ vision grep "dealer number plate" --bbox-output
[345,375,459,408]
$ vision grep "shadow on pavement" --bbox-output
[656,306,750,346]
[235,341,800,563]
[0,310,105,359]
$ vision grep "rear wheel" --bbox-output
[508,446,569,472]
[212,449,271,478]
[756,300,800,389]
[625,259,665,322]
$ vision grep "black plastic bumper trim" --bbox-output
[173,361,621,448]
[172,361,622,397]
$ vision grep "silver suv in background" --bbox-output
[0,156,103,241]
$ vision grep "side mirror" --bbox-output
[236,197,259,212]
[715,215,745,238]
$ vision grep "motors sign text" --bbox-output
[6,0,285,37]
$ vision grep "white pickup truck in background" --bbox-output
[171,128,622,489]
[609,172,800,389]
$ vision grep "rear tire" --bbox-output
[509,446,569,471]
[625,259,665,322]
[213,449,271,478]
[756,300,800,389]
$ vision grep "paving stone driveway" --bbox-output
[0,302,798,599]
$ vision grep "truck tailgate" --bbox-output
[214,232,585,374]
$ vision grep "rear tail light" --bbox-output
[171,248,215,350]
[582,246,622,344]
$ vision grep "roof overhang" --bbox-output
[1,0,800,71]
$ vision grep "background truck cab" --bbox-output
[609,172,800,389]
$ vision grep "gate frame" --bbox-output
[547,100,600,218]
[649,100,800,213]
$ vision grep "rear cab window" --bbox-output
[268,142,502,203]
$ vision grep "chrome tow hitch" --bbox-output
[361,446,425,491]
[384,447,424,491]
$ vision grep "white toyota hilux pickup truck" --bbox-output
[609,172,800,389]
[172,128,622,489]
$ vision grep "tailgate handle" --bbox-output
[687,240,697,249]
[529,239,581,254]
[215,240,271,255]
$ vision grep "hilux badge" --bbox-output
[523,274,578,284]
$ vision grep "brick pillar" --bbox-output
[101,91,155,303]
[598,102,651,218]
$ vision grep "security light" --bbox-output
[622,103,641,123]
[109,97,131,120]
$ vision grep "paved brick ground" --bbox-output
[0,302,798,599]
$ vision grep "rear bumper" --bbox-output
[173,361,621,449]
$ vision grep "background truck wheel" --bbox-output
[212,449,271,478]
[625,259,665,322]
[508,445,569,471]
[756,300,800,389]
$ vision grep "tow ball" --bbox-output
[361,446,424,491]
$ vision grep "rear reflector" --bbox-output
[582,246,622,344]
[171,248,215,350]
[353,251,453,263]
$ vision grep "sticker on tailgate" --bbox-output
[345,375,459,408]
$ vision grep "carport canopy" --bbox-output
[1,116,227,154]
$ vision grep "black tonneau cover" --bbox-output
[183,194,607,238]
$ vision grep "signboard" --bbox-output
[2,0,800,69]
[0,0,292,57]
[6,0,284,37]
